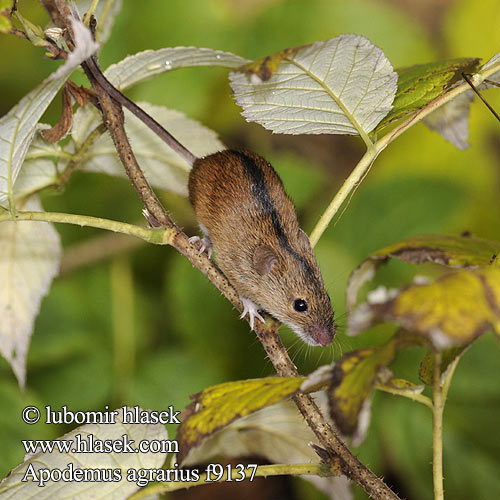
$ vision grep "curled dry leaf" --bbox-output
[41,84,74,143]
[347,233,500,312]
[349,267,500,350]
[177,376,305,463]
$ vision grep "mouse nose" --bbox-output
[310,322,335,346]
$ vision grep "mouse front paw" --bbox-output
[239,297,265,330]
[188,235,213,259]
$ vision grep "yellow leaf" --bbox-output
[361,268,500,349]
[347,233,500,311]
[177,376,305,463]
[396,269,500,346]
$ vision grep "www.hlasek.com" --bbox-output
[23,431,179,455]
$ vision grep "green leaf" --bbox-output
[177,376,305,463]
[349,267,500,350]
[73,102,224,195]
[229,34,397,137]
[376,57,480,129]
[13,11,48,47]
[103,46,250,91]
[0,196,61,387]
[347,233,500,311]
[12,127,62,200]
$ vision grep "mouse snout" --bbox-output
[309,322,335,346]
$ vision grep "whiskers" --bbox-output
[332,310,354,359]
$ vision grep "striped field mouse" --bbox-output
[188,149,335,346]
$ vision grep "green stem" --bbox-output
[309,60,500,247]
[309,150,378,246]
[127,463,333,499]
[0,210,173,245]
[432,352,444,500]
[432,349,465,500]
[441,354,461,402]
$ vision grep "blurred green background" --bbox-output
[1,0,500,499]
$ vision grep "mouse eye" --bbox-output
[293,299,308,313]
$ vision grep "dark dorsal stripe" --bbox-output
[231,150,318,282]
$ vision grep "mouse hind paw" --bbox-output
[239,297,265,330]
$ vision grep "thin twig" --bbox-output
[462,72,500,123]
[84,55,197,166]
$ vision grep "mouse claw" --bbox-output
[188,235,212,259]
[240,297,265,330]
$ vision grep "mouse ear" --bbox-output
[253,244,279,276]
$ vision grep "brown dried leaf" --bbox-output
[41,84,73,143]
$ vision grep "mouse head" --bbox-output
[252,230,336,346]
